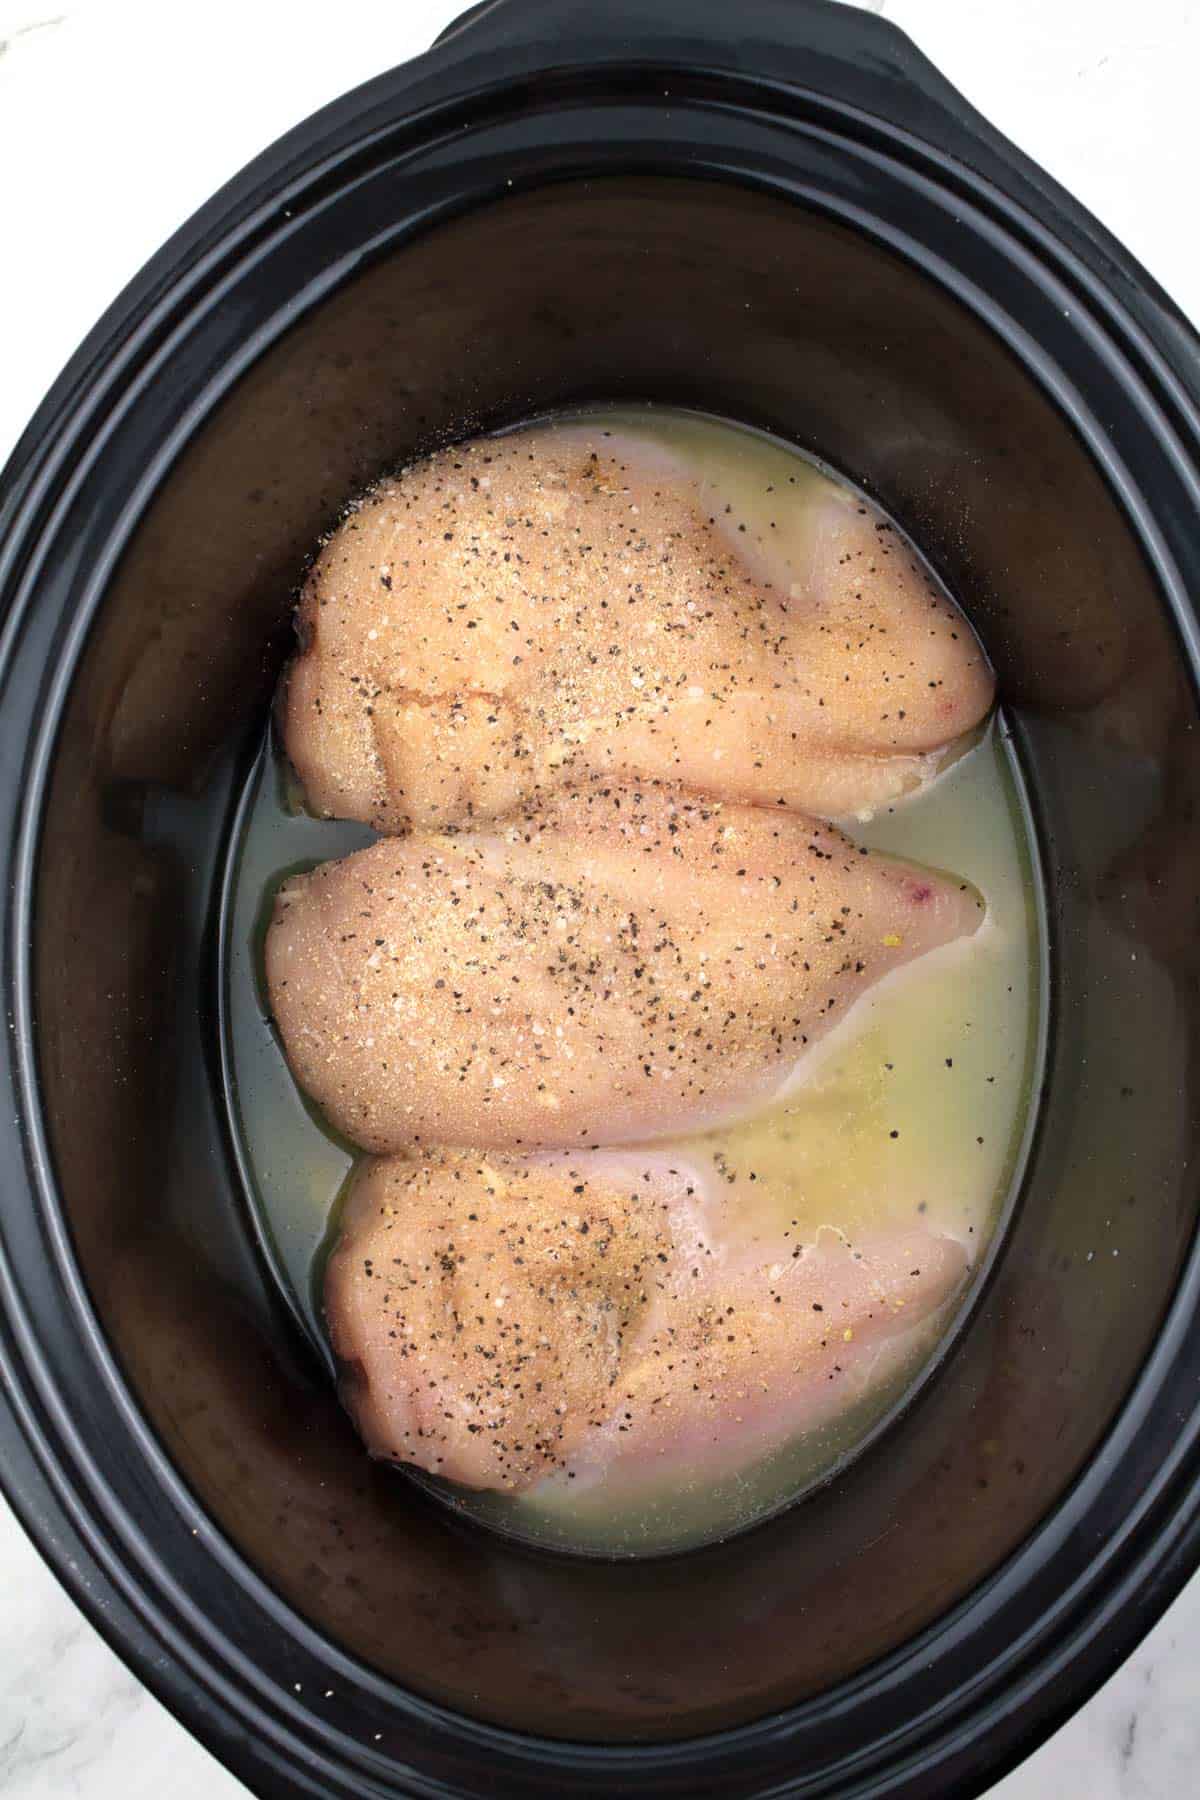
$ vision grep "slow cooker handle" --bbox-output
[423,0,1200,404]
[431,0,967,123]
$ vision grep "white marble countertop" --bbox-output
[1,0,1198,1793]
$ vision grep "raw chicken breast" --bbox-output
[266,782,984,1153]
[280,425,994,831]
[326,1146,968,1493]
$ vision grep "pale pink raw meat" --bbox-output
[266,781,983,1153]
[280,425,994,832]
[326,1145,968,1494]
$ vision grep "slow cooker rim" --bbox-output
[2,4,1200,1796]
[2,136,1200,1800]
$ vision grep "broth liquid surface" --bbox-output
[222,408,1045,1555]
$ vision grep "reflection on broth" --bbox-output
[222,409,1044,1555]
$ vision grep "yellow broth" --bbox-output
[222,408,1044,1554]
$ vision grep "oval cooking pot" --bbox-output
[1,2,1199,1796]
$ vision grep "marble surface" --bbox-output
[1,0,1198,1793]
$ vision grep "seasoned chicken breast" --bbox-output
[266,782,983,1152]
[326,1146,968,1493]
[280,425,993,831]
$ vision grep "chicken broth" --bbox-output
[222,409,1044,1555]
